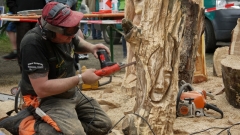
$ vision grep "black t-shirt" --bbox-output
[20,26,79,98]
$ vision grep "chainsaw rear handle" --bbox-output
[176,81,194,117]
[204,103,224,119]
[97,49,115,68]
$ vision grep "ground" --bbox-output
[0,39,240,135]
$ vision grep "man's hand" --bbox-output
[91,44,110,58]
[81,69,101,84]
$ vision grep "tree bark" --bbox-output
[178,0,205,83]
[121,0,204,134]
[221,55,240,108]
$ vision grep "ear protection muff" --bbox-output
[41,3,68,39]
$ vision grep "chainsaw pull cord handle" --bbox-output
[176,81,194,117]
[204,103,224,119]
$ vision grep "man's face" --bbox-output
[51,24,80,43]
[52,33,75,44]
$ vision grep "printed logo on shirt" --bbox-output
[28,62,44,71]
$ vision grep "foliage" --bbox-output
[0,33,11,53]
[76,0,83,11]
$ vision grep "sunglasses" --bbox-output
[40,17,80,37]
[62,25,80,36]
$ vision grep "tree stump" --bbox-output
[221,55,240,108]
[213,47,229,77]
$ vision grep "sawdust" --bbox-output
[1,45,240,134]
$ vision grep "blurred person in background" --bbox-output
[6,0,46,71]
[86,0,103,40]
[2,20,17,60]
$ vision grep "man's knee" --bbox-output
[85,117,112,135]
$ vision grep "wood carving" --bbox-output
[221,55,240,108]
[230,18,240,55]
[213,47,229,77]
[121,0,204,134]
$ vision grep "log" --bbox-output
[221,55,240,108]
[179,0,205,84]
[213,47,229,77]
[230,18,240,55]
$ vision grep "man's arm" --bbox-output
[6,0,17,14]
[74,35,111,58]
[29,68,100,98]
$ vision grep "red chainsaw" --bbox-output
[95,49,136,77]
[176,80,223,119]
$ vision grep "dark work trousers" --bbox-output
[91,18,102,39]
[35,89,112,135]
[16,22,37,70]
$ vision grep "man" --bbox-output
[86,0,103,39]
[2,21,17,60]
[7,0,46,71]
[0,2,112,135]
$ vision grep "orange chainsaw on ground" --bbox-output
[176,80,223,119]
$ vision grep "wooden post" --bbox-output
[121,0,204,134]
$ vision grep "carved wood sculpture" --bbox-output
[230,18,240,55]
[213,46,229,77]
[121,0,204,134]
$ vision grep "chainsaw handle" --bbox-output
[204,103,224,119]
[94,64,121,76]
[176,82,194,117]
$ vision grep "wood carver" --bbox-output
[121,0,204,134]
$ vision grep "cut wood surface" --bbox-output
[221,55,240,108]
[213,47,229,77]
[230,18,240,55]
[193,35,207,83]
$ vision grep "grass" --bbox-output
[0,33,11,53]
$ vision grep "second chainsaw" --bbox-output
[176,80,223,119]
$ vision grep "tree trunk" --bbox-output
[121,0,204,134]
[179,0,205,83]
[221,55,240,108]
